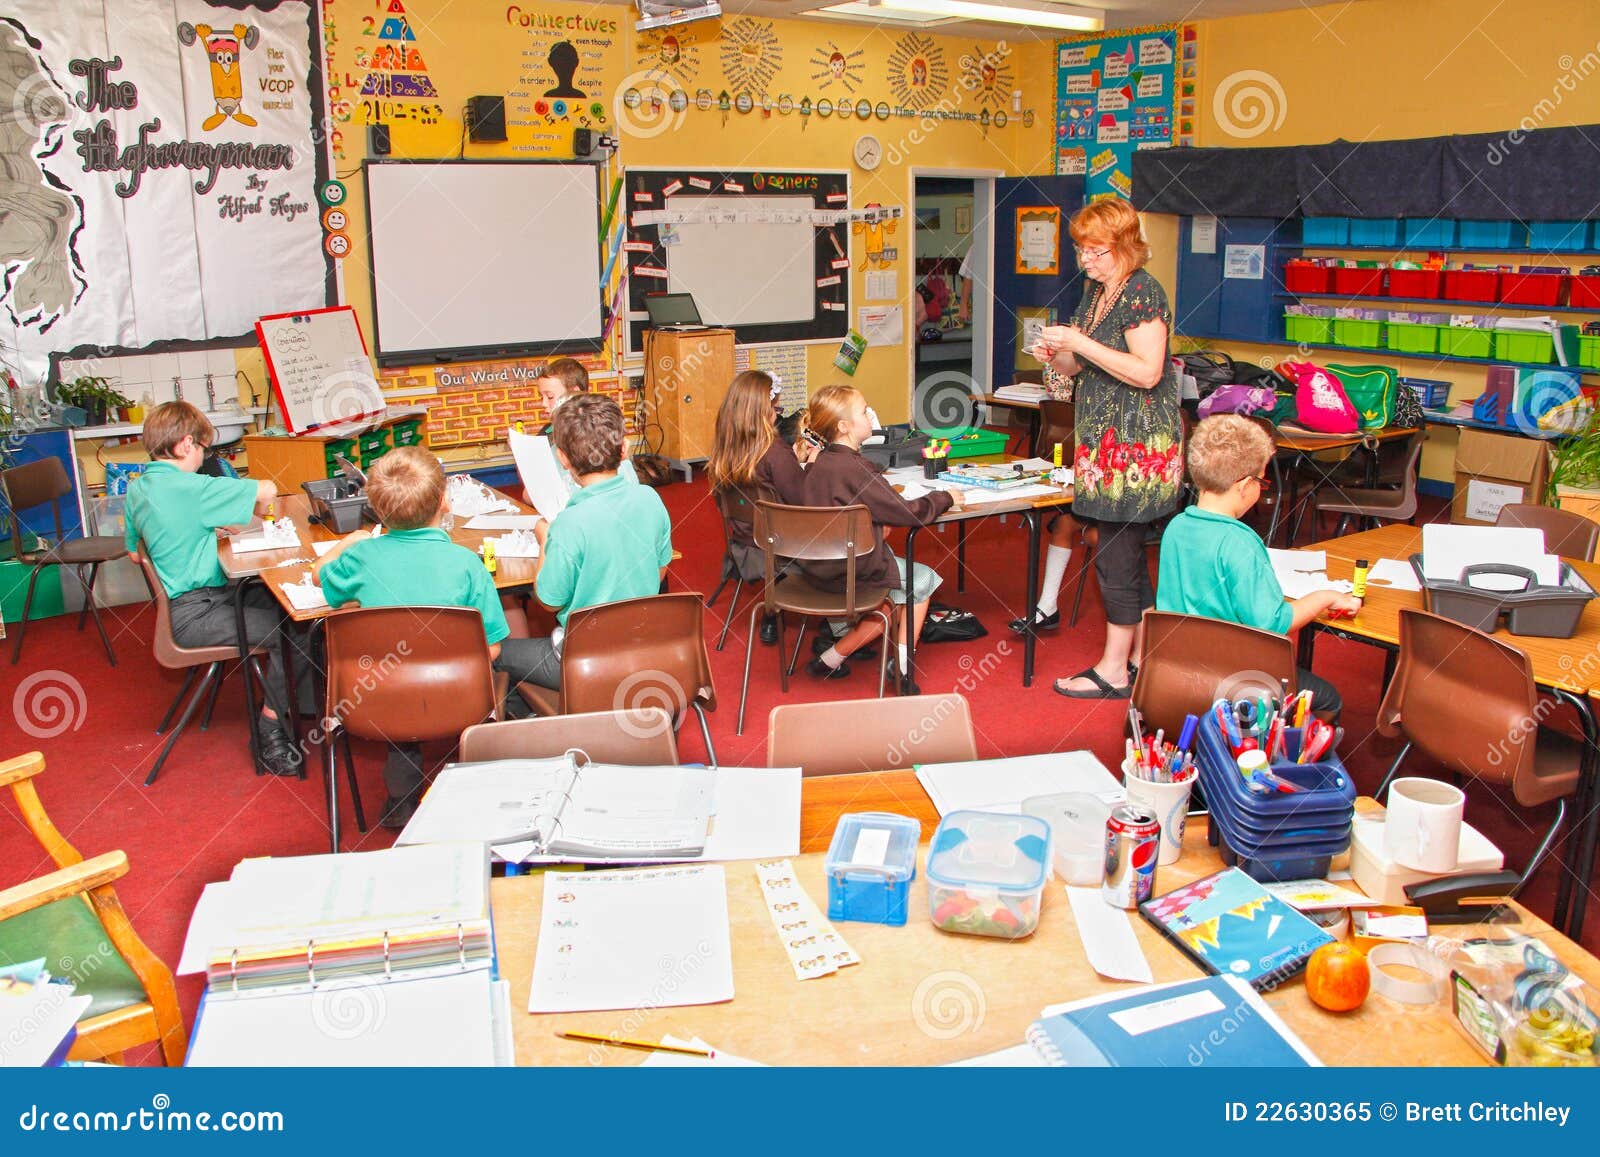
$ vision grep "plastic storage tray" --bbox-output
[1196,717,1357,823]
[1302,217,1350,245]
[1022,792,1108,887]
[825,812,921,926]
[1528,222,1589,251]
[1332,318,1385,348]
[1284,313,1334,344]
[1492,329,1555,364]
[926,810,1050,939]
[1499,272,1569,306]
[1349,219,1400,246]
[944,428,1011,459]
[1579,335,1600,371]
[1410,554,1597,638]
[1217,835,1333,883]
[1403,219,1457,247]
[1401,377,1452,408]
[1440,326,1494,358]
[1333,266,1385,296]
[1569,275,1600,309]
[301,477,371,533]
[1283,261,1333,293]
[322,437,359,478]
[1444,269,1501,301]
[1386,322,1439,354]
[1459,220,1517,248]
[1385,268,1444,298]
[391,418,425,447]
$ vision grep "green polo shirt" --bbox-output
[125,460,259,598]
[318,527,510,645]
[537,474,672,627]
[1156,507,1294,634]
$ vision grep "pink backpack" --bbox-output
[1281,362,1359,434]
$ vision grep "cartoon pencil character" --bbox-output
[852,203,898,272]
[177,22,260,131]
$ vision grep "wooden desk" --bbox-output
[1266,426,1421,546]
[1273,425,1419,456]
[488,768,1600,1067]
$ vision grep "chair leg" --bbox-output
[1375,741,1411,801]
[324,726,341,854]
[1517,797,1567,898]
[79,564,116,665]
[156,668,199,734]
[8,564,43,664]
[341,732,367,834]
[786,617,809,680]
[957,522,968,593]
[198,665,225,730]
[145,662,221,786]
[715,577,743,652]
[736,600,765,735]
[692,702,717,768]
[1068,553,1094,627]
[875,609,891,699]
[703,558,733,609]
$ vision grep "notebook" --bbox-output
[1139,867,1335,989]
[1027,975,1321,1067]
[395,756,716,861]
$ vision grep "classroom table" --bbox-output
[1300,522,1600,939]
[487,767,1600,1067]
[1266,425,1421,546]
[896,455,1073,692]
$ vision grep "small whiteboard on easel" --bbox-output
[256,306,385,434]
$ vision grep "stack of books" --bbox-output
[994,382,1049,403]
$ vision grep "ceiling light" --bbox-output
[805,2,954,25]
[871,0,1103,31]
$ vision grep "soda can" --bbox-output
[1103,804,1160,909]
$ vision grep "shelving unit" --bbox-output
[1173,332,1600,377]
[1273,291,1600,316]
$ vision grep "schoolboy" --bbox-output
[1155,414,1358,718]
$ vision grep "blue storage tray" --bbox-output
[1206,786,1353,849]
[1459,220,1517,248]
[1403,218,1457,247]
[1349,219,1400,246]
[1302,217,1349,245]
[1216,833,1333,884]
[1529,221,1590,251]
[1195,712,1357,820]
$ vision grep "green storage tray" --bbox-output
[1385,322,1439,354]
[1284,314,1334,344]
[1493,330,1554,364]
[1440,327,1493,358]
[1332,319,1385,349]
[391,418,424,447]
[323,437,359,477]
[1579,335,1600,371]
[358,429,391,457]
[944,428,1011,459]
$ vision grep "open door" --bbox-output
[988,175,1086,390]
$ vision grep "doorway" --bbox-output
[909,170,994,432]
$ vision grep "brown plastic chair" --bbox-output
[1132,610,1298,737]
[460,707,678,766]
[1496,503,1600,562]
[767,695,977,777]
[0,751,185,1064]
[1375,608,1587,904]
[1310,435,1424,537]
[1033,399,1074,460]
[3,457,127,665]
[736,501,893,734]
[517,593,718,765]
[323,606,505,853]
[133,546,271,787]
[705,484,765,651]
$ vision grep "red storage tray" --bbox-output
[1500,271,1570,306]
[1332,266,1385,296]
[1443,269,1501,302]
[1572,275,1600,309]
[1283,261,1333,294]
[1385,268,1444,299]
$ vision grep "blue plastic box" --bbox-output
[825,812,920,926]
[1459,220,1517,248]
[1349,218,1400,246]
[1302,217,1350,245]
[1403,218,1457,247]
[1528,221,1590,251]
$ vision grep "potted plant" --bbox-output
[55,376,132,427]
[1547,411,1600,522]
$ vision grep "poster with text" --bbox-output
[0,0,328,377]
[1054,25,1183,202]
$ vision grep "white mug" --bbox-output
[1383,777,1465,873]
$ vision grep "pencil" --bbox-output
[558,1030,714,1057]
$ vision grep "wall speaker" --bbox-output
[574,128,594,157]
[466,95,507,143]
[368,124,390,156]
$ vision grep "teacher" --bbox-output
[1034,199,1183,700]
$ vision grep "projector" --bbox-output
[635,0,722,31]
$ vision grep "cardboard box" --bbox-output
[1452,428,1550,526]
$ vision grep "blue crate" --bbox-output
[1403,218,1457,247]
[1348,218,1400,246]
[1401,376,1451,408]
[1459,219,1518,248]
[1301,217,1349,245]
[1529,221,1590,252]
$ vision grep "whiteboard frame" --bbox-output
[255,305,383,435]
[362,159,608,367]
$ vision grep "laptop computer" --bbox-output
[644,292,708,331]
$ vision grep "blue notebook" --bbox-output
[1026,976,1321,1067]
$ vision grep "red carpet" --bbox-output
[2,478,1595,1063]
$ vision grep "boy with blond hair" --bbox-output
[1156,414,1358,718]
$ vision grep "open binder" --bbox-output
[396,752,716,862]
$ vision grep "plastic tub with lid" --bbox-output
[825,812,921,926]
[926,810,1050,939]
[1022,792,1110,886]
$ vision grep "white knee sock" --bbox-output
[1036,545,1073,617]
[820,646,845,670]
[898,643,909,673]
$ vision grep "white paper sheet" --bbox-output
[528,865,735,1013]
[508,429,570,521]
[311,540,339,557]
[0,979,92,1067]
[1065,885,1154,983]
[947,1043,1049,1067]
[464,514,545,531]
[640,1034,765,1067]
[177,882,236,974]
[1421,524,1559,588]
[280,580,329,611]
[1366,557,1421,591]
[959,483,1062,505]
[1277,571,1354,600]
[916,753,1123,815]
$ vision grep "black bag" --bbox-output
[1178,350,1236,396]
[1391,380,1425,429]
[920,602,988,644]
[631,417,675,487]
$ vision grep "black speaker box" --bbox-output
[467,95,508,143]
[368,124,390,156]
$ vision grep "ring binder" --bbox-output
[228,948,239,994]
[307,938,316,988]
[456,924,466,970]
[382,930,392,980]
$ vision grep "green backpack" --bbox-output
[1326,364,1398,431]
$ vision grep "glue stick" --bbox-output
[483,539,498,575]
[1052,441,1063,468]
[1352,558,1369,599]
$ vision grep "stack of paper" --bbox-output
[1266,548,1353,599]
[995,383,1048,403]
[508,429,570,520]
[916,752,1123,816]
[1421,524,1560,589]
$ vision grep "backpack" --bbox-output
[1177,350,1235,396]
[1280,362,1360,434]
[1197,384,1277,419]
[1326,364,1399,431]
[1391,381,1425,429]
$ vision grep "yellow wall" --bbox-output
[1154,0,1600,483]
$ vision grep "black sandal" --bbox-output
[1053,667,1131,700]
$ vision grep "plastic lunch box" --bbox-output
[825,812,921,926]
[926,810,1051,939]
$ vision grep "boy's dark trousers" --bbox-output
[167,582,315,720]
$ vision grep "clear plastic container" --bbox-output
[825,812,920,926]
[926,810,1050,939]
[1022,792,1108,885]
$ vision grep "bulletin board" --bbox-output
[1054,24,1194,201]
[623,168,852,353]
[256,306,384,434]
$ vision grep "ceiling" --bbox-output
[624,0,1355,44]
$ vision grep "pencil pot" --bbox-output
[1120,760,1193,866]
[923,454,949,480]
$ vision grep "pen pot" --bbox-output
[1121,760,1193,866]
[923,454,949,480]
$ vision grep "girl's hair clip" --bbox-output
[768,374,783,398]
